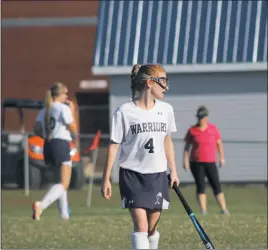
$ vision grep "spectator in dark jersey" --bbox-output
[183,105,229,215]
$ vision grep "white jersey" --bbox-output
[36,102,74,141]
[111,100,177,174]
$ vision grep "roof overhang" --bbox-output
[92,62,267,76]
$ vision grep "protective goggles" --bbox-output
[150,77,169,90]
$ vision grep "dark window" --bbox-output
[76,92,109,134]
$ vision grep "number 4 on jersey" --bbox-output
[144,138,154,153]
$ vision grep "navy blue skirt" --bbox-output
[119,168,170,210]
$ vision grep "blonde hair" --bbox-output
[44,82,67,140]
[131,64,166,100]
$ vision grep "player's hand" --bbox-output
[183,161,190,171]
[219,158,225,167]
[170,171,180,187]
[101,180,112,200]
[69,101,76,112]
[65,99,75,110]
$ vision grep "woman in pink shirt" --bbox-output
[183,105,229,215]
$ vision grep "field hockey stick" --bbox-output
[167,174,215,249]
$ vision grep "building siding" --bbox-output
[109,71,267,183]
[1,1,99,18]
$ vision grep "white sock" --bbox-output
[148,231,160,249]
[57,190,70,218]
[131,232,150,249]
[40,184,64,210]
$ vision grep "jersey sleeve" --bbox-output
[167,105,177,135]
[61,105,74,125]
[215,126,222,140]
[36,109,45,122]
[110,108,124,143]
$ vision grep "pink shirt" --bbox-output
[184,123,221,163]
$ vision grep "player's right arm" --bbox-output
[62,103,77,134]
[101,141,120,200]
[101,108,124,200]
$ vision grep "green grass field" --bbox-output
[2,184,267,249]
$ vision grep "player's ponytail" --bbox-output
[44,82,67,140]
[44,89,53,140]
[131,64,141,99]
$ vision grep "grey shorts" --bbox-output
[119,168,170,210]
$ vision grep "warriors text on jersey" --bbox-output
[111,100,177,174]
[36,102,73,141]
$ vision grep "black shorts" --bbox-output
[190,162,222,195]
[119,168,170,210]
[44,139,71,167]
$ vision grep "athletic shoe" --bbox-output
[32,201,43,220]
[220,209,230,215]
[200,210,208,215]
[61,215,70,220]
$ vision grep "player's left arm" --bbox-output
[165,135,179,186]
[215,126,225,166]
[164,136,176,172]
[165,105,179,186]
[216,140,225,166]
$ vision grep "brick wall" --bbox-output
[2,1,107,132]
